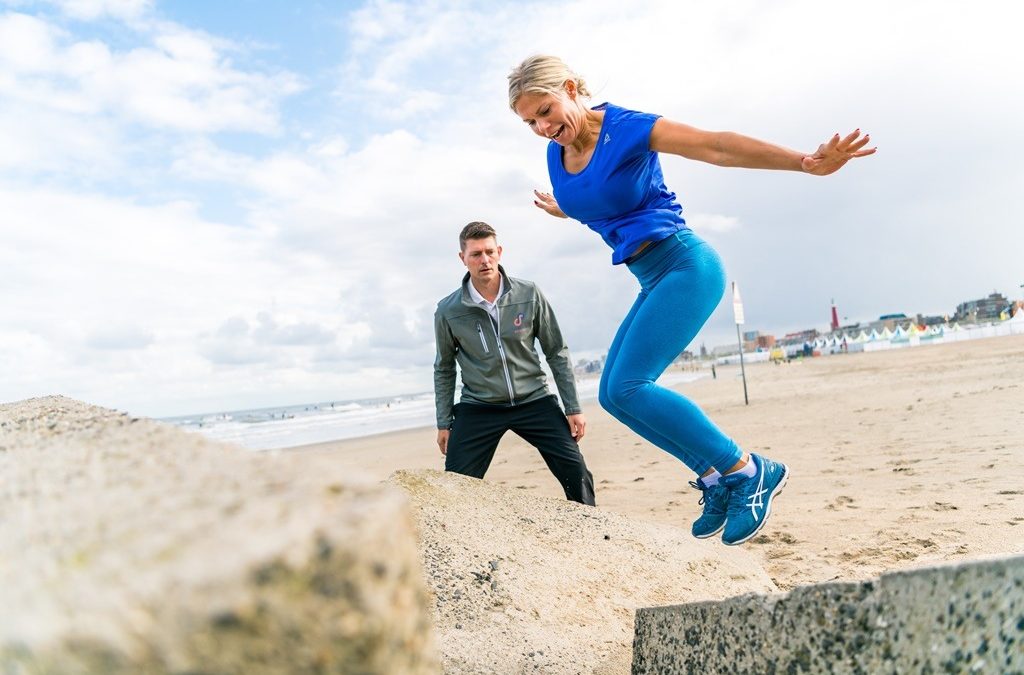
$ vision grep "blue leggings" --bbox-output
[598,229,743,476]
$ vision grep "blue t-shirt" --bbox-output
[547,102,687,265]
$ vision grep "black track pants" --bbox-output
[444,395,596,506]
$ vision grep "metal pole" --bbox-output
[736,323,749,405]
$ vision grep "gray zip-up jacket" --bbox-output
[433,266,581,429]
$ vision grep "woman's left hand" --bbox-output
[534,189,568,218]
[801,129,876,176]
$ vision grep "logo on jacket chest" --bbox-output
[512,312,529,334]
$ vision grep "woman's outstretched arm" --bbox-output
[650,118,875,175]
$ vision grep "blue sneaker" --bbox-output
[689,478,729,539]
[719,454,789,546]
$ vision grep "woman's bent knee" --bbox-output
[603,378,650,414]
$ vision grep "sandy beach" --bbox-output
[294,334,1024,592]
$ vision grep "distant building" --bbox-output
[916,313,948,327]
[712,343,741,358]
[955,292,1010,323]
[865,313,909,333]
[739,330,775,352]
[745,335,776,351]
[574,357,604,375]
[778,328,819,346]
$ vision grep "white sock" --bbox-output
[700,470,722,487]
[725,458,757,479]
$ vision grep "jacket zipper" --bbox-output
[475,322,490,353]
[488,312,516,405]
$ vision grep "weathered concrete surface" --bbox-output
[0,396,439,674]
[389,469,777,675]
[633,554,1024,674]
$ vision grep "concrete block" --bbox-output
[633,555,1023,674]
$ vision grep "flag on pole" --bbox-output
[732,282,745,325]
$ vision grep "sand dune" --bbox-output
[388,469,774,674]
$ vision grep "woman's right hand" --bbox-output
[533,189,568,218]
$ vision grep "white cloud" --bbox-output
[0,12,60,71]
[0,12,302,136]
[687,214,740,234]
[49,0,152,21]
[0,102,123,175]
[3,0,1023,416]
[85,325,155,350]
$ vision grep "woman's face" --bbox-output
[514,86,584,146]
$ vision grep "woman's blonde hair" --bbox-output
[507,55,591,112]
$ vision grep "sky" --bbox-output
[1,0,1022,417]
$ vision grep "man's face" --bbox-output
[459,236,502,285]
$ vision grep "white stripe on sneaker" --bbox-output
[747,468,767,521]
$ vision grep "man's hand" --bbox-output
[566,413,587,441]
[436,429,450,455]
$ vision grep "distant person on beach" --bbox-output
[508,55,874,544]
[434,221,596,505]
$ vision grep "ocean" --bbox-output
[164,370,706,450]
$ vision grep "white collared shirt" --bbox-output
[466,276,504,327]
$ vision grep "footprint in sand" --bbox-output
[752,531,799,545]
[888,458,921,475]
[825,495,858,510]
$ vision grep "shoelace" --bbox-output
[688,480,706,506]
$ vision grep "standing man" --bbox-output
[434,221,595,505]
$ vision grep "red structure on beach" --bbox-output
[830,299,840,331]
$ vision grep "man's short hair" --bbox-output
[459,221,497,250]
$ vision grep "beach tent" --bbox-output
[880,326,894,339]
[1008,306,1024,335]
[868,329,881,341]
[892,325,908,339]
[948,322,963,331]
[854,331,869,343]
